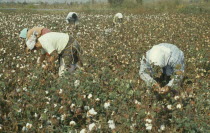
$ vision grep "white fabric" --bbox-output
[139,43,185,87]
[115,13,123,18]
[148,45,171,67]
[26,34,37,50]
[38,32,69,55]
[59,57,77,76]
[66,12,77,23]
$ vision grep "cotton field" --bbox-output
[0,9,209,132]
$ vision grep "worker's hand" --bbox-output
[153,83,161,91]
[158,86,170,94]
[33,31,38,36]
[43,64,49,70]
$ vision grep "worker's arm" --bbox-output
[166,52,185,87]
[139,55,157,87]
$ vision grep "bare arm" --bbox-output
[38,54,46,64]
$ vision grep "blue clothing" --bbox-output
[139,43,185,87]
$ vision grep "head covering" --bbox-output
[26,34,37,50]
[115,13,123,19]
[19,28,28,39]
[148,45,171,67]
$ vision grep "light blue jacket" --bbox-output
[139,43,185,87]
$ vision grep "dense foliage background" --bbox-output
[0,1,209,132]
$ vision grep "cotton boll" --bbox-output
[88,123,96,131]
[87,108,97,117]
[108,120,115,130]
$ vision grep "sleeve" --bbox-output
[166,51,185,87]
[139,55,157,86]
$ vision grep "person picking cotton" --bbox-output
[139,43,185,94]
[113,13,123,26]
[66,12,79,29]
[19,27,51,63]
[26,32,83,76]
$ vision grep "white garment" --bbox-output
[115,13,123,19]
[26,34,36,50]
[139,43,185,87]
[66,12,78,23]
[38,32,69,55]
[113,13,123,24]
[148,45,171,67]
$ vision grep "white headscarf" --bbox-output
[115,13,123,19]
[148,45,171,67]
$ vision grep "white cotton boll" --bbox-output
[54,104,57,108]
[26,123,32,129]
[160,124,165,131]
[44,108,48,113]
[80,129,86,133]
[134,99,141,105]
[130,123,136,130]
[88,94,92,99]
[16,88,20,92]
[84,106,90,110]
[22,126,27,131]
[45,91,49,94]
[89,123,96,131]
[74,80,80,87]
[61,114,66,121]
[23,87,27,91]
[167,105,172,110]
[145,119,152,123]
[17,109,22,113]
[34,113,38,118]
[39,125,43,129]
[95,98,100,101]
[104,101,110,109]
[45,97,51,101]
[70,121,76,126]
[108,120,115,130]
[71,103,75,109]
[176,104,182,109]
[87,108,97,117]
[59,89,63,94]
[174,96,180,100]
[145,123,152,130]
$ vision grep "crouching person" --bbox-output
[66,12,79,29]
[139,43,185,94]
[26,32,83,76]
[113,13,123,26]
